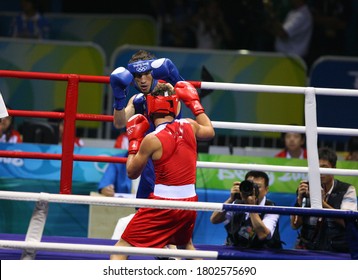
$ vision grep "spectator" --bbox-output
[98,154,132,197]
[265,0,313,61]
[10,0,50,39]
[345,136,358,161]
[210,170,283,249]
[0,107,22,143]
[98,133,133,197]
[114,131,128,150]
[291,147,357,252]
[275,130,307,159]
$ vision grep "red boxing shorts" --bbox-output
[121,194,198,248]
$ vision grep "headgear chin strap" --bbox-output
[128,59,157,92]
[147,93,178,119]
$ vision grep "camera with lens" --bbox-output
[240,180,260,197]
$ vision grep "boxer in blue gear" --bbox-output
[110,50,184,199]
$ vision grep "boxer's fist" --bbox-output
[151,58,184,86]
[126,114,149,154]
[175,81,204,116]
[133,93,147,115]
[110,67,133,110]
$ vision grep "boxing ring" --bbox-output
[0,69,358,260]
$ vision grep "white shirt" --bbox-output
[275,5,313,57]
[286,148,305,159]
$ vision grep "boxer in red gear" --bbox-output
[110,82,215,260]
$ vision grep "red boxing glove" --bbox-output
[126,114,150,154]
[174,81,204,116]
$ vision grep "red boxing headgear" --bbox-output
[147,93,178,119]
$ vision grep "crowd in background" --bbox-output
[4,0,358,72]
[2,0,358,153]
[59,0,357,71]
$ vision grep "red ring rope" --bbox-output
[1,70,119,194]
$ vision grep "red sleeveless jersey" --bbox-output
[121,119,198,248]
[153,119,197,186]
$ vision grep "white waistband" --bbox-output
[153,184,196,199]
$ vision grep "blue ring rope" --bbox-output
[223,203,358,218]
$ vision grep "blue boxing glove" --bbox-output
[110,67,133,110]
[133,93,147,115]
[151,58,184,86]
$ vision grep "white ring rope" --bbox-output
[0,190,221,211]
[0,190,356,217]
[197,162,358,176]
[200,82,358,97]
[211,122,358,136]
[0,240,218,259]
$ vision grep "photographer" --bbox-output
[291,147,357,252]
[210,170,283,249]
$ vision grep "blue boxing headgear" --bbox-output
[127,59,158,92]
[128,59,154,74]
